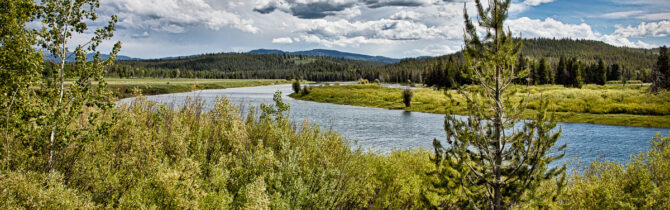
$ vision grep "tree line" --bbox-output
[109,38,660,87]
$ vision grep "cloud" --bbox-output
[507,17,661,49]
[272,37,294,43]
[613,20,670,38]
[102,0,258,34]
[598,10,670,21]
[253,0,359,19]
[297,18,445,41]
[390,10,423,20]
[254,0,441,19]
[599,10,645,19]
[295,34,394,47]
[507,17,599,40]
[510,0,554,13]
[131,31,150,38]
[363,0,436,8]
[409,44,459,56]
[637,12,670,21]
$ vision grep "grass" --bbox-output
[100,78,291,99]
[290,84,670,128]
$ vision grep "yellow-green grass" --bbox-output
[100,78,290,99]
[291,84,670,128]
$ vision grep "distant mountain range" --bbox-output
[249,49,403,63]
[44,52,140,62]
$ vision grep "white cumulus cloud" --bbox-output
[507,17,661,49]
[272,37,294,43]
[510,0,554,13]
[613,20,670,38]
[101,0,258,33]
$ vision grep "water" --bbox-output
[118,84,668,168]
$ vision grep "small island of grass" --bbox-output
[290,84,670,128]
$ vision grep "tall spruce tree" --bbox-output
[651,46,669,91]
[597,59,607,85]
[430,0,565,209]
[659,46,669,89]
[570,58,584,88]
[556,56,568,86]
[537,57,553,84]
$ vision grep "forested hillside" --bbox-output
[112,53,382,81]
[250,49,402,63]
[111,38,660,85]
[379,38,658,85]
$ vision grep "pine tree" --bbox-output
[515,53,528,84]
[537,57,553,84]
[597,59,607,85]
[610,63,621,82]
[651,46,669,91]
[556,56,568,86]
[659,46,669,89]
[430,1,565,209]
[569,58,584,88]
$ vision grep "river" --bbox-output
[118,84,668,168]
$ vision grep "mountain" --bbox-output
[44,52,140,62]
[249,49,401,63]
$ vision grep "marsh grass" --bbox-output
[290,84,670,128]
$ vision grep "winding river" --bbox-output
[118,84,668,168]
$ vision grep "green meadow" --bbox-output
[291,84,670,128]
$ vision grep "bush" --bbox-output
[402,88,413,108]
[357,78,369,84]
[302,85,312,95]
[374,79,381,84]
[559,133,670,209]
[292,80,301,93]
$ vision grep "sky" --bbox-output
[83,0,670,59]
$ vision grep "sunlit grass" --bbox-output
[291,84,670,128]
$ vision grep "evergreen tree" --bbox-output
[658,46,669,89]
[515,53,528,84]
[610,63,621,82]
[651,46,669,91]
[597,59,607,85]
[430,1,565,209]
[537,57,553,84]
[568,58,584,88]
[556,56,568,85]
[531,60,539,85]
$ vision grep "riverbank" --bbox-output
[290,84,670,128]
[105,78,291,99]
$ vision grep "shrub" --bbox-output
[357,78,369,84]
[559,133,670,209]
[402,88,413,107]
[292,80,301,93]
[374,79,381,84]
[302,85,312,95]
